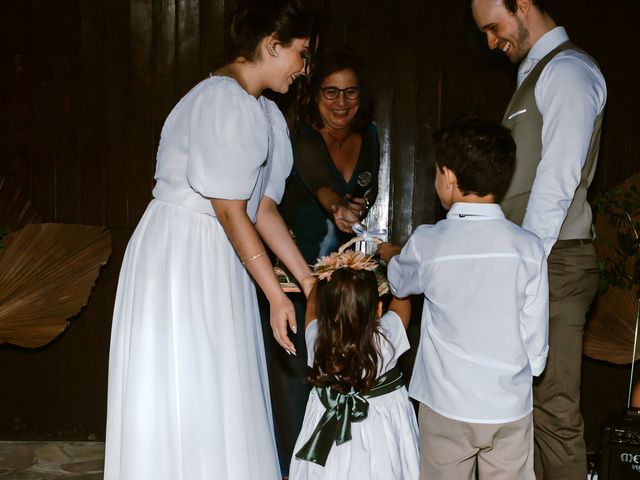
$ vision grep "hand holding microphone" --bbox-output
[346,171,372,219]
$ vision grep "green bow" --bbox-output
[295,367,404,466]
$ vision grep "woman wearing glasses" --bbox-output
[266,47,379,478]
[280,47,379,262]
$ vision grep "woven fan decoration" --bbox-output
[0,177,112,348]
[583,173,640,364]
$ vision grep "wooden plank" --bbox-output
[344,0,372,59]
[53,1,82,224]
[141,0,177,227]
[223,0,240,61]
[176,0,200,96]
[28,0,58,221]
[199,0,225,75]
[0,1,31,192]
[412,0,443,227]
[388,2,418,244]
[367,0,394,236]
[104,0,131,228]
[77,0,107,226]
[321,0,347,47]
[125,0,153,228]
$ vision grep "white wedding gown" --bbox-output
[104,76,292,480]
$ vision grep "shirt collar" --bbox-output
[446,203,505,220]
[518,26,569,85]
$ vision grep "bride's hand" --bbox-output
[270,294,297,355]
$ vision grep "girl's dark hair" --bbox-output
[299,47,374,133]
[229,0,318,62]
[307,268,384,394]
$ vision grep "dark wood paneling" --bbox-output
[177,0,201,96]
[0,0,638,451]
[78,0,107,226]
[0,1,32,191]
[389,2,419,244]
[104,0,131,228]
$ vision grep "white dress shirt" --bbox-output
[388,203,549,423]
[518,27,607,255]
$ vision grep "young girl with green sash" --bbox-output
[289,251,419,479]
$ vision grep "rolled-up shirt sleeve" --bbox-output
[523,54,606,255]
[520,243,550,376]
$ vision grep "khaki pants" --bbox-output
[533,241,599,480]
[419,404,535,480]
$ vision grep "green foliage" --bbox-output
[594,184,640,291]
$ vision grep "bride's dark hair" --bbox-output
[229,0,318,62]
[307,268,386,394]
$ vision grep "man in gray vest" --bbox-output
[471,0,606,478]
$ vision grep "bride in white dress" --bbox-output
[104,2,317,479]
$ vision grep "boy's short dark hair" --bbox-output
[434,117,516,202]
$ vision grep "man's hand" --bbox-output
[378,242,402,263]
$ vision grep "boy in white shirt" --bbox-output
[381,117,549,480]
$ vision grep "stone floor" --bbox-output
[0,441,104,479]
[0,440,599,479]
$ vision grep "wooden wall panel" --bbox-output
[388,4,420,244]
[78,0,107,226]
[104,0,131,229]
[28,1,58,221]
[199,0,226,74]
[128,0,155,227]
[1,1,32,193]
[177,0,201,96]
[0,0,638,452]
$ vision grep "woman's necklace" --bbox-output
[323,129,352,149]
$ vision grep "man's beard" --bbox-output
[512,16,531,63]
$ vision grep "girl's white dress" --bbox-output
[289,311,420,479]
[104,76,292,480]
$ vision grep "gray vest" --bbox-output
[502,41,604,240]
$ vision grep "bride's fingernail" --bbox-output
[292,325,297,334]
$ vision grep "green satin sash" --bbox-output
[295,367,404,466]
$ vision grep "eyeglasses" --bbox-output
[320,87,360,101]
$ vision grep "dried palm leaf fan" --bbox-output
[0,224,111,348]
[0,177,112,348]
[583,172,640,364]
[584,286,640,364]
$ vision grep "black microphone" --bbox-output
[350,171,372,199]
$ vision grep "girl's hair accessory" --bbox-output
[312,250,378,281]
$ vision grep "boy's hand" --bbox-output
[378,242,401,263]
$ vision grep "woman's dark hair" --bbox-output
[229,0,317,62]
[299,47,374,132]
[307,268,385,394]
[434,116,516,202]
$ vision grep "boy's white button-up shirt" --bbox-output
[388,203,549,424]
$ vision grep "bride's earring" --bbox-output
[268,44,279,57]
